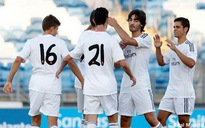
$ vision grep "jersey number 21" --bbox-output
[89,44,104,66]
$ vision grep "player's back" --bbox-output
[19,34,69,94]
[27,35,67,74]
[82,31,124,95]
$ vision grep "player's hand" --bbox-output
[153,34,162,48]
[119,41,127,49]
[108,17,118,27]
[55,69,62,78]
[3,82,13,94]
[166,39,177,51]
[130,76,136,87]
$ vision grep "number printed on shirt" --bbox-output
[88,44,104,66]
[40,44,57,65]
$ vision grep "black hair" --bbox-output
[174,17,190,34]
[94,7,109,25]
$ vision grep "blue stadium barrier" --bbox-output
[1,108,205,128]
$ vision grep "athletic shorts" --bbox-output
[158,98,195,115]
[75,88,84,113]
[119,89,155,116]
[28,90,60,117]
[84,94,118,116]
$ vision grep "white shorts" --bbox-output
[84,94,118,116]
[158,98,195,115]
[75,88,84,113]
[119,89,155,116]
[28,90,60,117]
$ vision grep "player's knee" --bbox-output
[145,115,158,126]
[120,116,131,127]
[157,115,165,124]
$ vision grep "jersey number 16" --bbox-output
[40,44,57,65]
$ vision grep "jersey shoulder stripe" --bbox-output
[185,40,194,52]
[140,33,148,39]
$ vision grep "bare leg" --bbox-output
[48,116,58,127]
[32,114,41,127]
[144,112,159,127]
[120,115,132,127]
[157,110,172,126]
[178,115,190,128]
[87,114,98,128]
[107,113,118,128]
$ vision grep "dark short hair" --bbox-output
[42,14,61,31]
[90,10,95,27]
[94,7,108,25]
[174,17,190,34]
[127,9,146,32]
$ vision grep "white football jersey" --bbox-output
[120,33,152,93]
[18,34,69,94]
[70,31,125,96]
[163,40,197,98]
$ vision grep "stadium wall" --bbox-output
[1,108,205,128]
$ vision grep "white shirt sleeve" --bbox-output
[134,33,152,48]
[112,39,125,62]
[163,50,171,64]
[187,44,197,62]
[18,40,31,63]
[69,41,84,60]
[60,41,70,59]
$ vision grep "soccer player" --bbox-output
[108,9,162,128]
[57,7,136,128]
[3,14,83,128]
[74,10,96,128]
[154,17,197,128]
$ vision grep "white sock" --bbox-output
[30,126,40,128]
[109,123,118,128]
[81,119,85,128]
[82,120,87,128]
[152,122,163,128]
[50,126,58,128]
[83,124,87,128]
[87,122,97,128]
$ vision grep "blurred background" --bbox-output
[0,0,205,127]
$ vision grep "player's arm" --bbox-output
[108,17,138,46]
[166,39,196,68]
[114,61,121,69]
[119,59,136,86]
[153,34,166,66]
[56,60,67,78]
[56,55,73,78]
[3,56,23,94]
[67,59,84,88]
